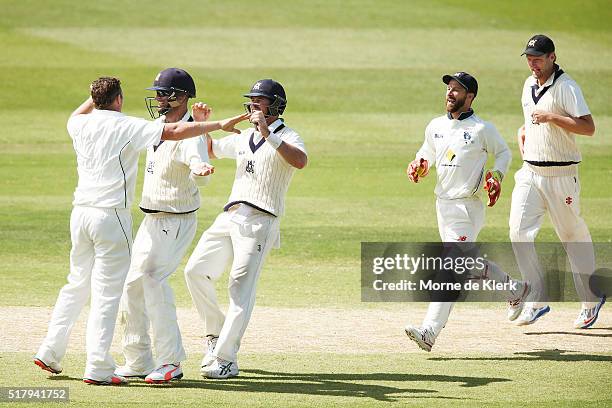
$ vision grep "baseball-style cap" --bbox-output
[146,68,196,97]
[522,34,555,56]
[243,79,286,102]
[442,72,478,97]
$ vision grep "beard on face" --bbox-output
[446,94,467,113]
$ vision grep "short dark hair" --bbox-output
[90,77,122,109]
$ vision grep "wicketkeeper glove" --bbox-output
[407,158,429,183]
[484,169,503,207]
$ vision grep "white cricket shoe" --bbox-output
[507,281,531,321]
[404,326,435,352]
[574,296,606,329]
[202,358,239,379]
[33,357,62,374]
[200,336,218,368]
[144,364,183,384]
[515,305,551,326]
[83,375,128,386]
[114,365,154,379]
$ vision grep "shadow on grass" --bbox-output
[524,329,612,338]
[429,349,612,362]
[48,370,508,402]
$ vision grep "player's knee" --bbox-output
[509,225,534,242]
[557,227,590,243]
[184,261,198,282]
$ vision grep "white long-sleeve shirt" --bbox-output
[521,67,590,164]
[139,111,210,213]
[212,119,306,216]
[67,109,164,208]
[416,110,511,200]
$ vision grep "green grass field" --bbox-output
[0,1,611,406]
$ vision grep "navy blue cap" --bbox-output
[522,34,555,56]
[443,72,478,97]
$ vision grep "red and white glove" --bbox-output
[484,170,503,207]
[407,158,429,183]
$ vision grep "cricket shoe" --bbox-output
[404,325,435,352]
[33,357,62,374]
[83,375,128,386]
[114,364,154,379]
[574,295,606,329]
[200,336,218,368]
[507,281,531,321]
[144,364,183,384]
[202,358,239,379]
[515,305,551,326]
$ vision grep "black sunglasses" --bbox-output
[156,90,174,98]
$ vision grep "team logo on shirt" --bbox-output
[463,131,473,144]
[446,149,456,162]
[565,196,573,205]
[245,160,255,174]
[146,160,155,174]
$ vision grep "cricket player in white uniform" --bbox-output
[185,79,307,378]
[33,77,248,385]
[404,72,529,352]
[116,69,214,384]
[509,35,605,327]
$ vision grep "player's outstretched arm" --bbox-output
[162,113,249,141]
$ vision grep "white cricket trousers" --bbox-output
[185,205,279,363]
[509,164,597,308]
[423,198,484,336]
[37,206,132,381]
[121,212,197,370]
[423,198,523,335]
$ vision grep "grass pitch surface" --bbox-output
[0,1,610,406]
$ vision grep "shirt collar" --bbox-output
[158,110,192,123]
[446,108,474,121]
[180,110,191,122]
[532,64,562,93]
[92,109,124,117]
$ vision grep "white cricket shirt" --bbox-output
[521,67,590,164]
[416,110,511,200]
[67,109,164,208]
[139,111,210,213]
[212,119,306,216]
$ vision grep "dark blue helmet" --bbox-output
[145,68,196,119]
[243,79,287,117]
